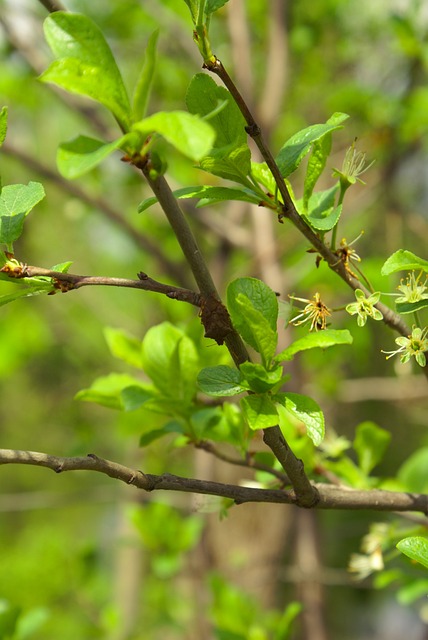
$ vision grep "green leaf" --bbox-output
[41,12,131,131]
[227,277,278,330]
[132,30,159,121]
[104,327,142,369]
[302,185,342,231]
[197,365,247,396]
[141,322,198,404]
[250,162,277,194]
[0,600,20,637]
[396,299,428,314]
[121,385,154,411]
[303,134,333,211]
[0,282,54,307]
[397,537,428,569]
[193,186,262,208]
[241,395,279,430]
[139,421,184,447]
[397,447,428,493]
[186,73,251,184]
[0,106,7,147]
[182,0,199,23]
[186,74,246,147]
[199,145,251,184]
[275,329,353,362]
[235,295,278,366]
[275,113,349,178]
[275,392,325,445]
[0,182,45,246]
[75,373,142,410]
[353,421,391,475]
[57,134,135,179]
[133,111,215,161]
[381,250,428,275]
[205,0,230,15]
[239,362,284,394]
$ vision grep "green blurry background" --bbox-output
[0,0,427,638]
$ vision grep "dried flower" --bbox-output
[289,292,331,332]
[346,289,383,327]
[382,325,428,368]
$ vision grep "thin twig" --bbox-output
[1,449,427,513]
[2,142,191,287]
[4,266,201,306]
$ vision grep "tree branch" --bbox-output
[1,142,191,288]
[1,449,427,514]
[2,265,201,307]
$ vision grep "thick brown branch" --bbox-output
[1,449,427,513]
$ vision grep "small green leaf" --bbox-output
[303,134,333,210]
[396,299,428,314]
[133,111,215,161]
[0,182,45,246]
[41,12,131,131]
[353,421,391,475]
[205,0,230,15]
[381,250,428,275]
[193,186,262,208]
[57,134,135,179]
[104,327,142,369]
[250,162,276,194]
[227,277,278,330]
[241,394,279,430]
[141,322,198,403]
[182,0,199,23]
[50,261,73,273]
[239,362,284,393]
[132,30,159,121]
[0,286,52,307]
[0,600,20,637]
[0,106,7,147]
[397,537,428,569]
[121,385,154,411]
[275,329,353,362]
[397,447,428,493]
[275,392,325,445]
[276,113,349,178]
[186,74,246,148]
[235,295,278,366]
[139,421,184,447]
[75,373,142,410]
[302,185,342,231]
[197,365,247,396]
[199,144,251,184]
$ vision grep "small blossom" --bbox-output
[348,548,384,581]
[333,141,374,190]
[382,326,428,368]
[346,289,383,327]
[396,271,428,304]
[289,292,331,332]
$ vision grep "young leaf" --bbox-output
[353,421,391,475]
[197,365,247,396]
[396,299,428,315]
[239,362,284,393]
[141,322,199,404]
[0,106,7,147]
[397,537,428,569]
[199,144,251,184]
[104,327,142,369]
[133,111,215,161]
[275,392,325,445]
[241,394,279,430]
[205,0,230,15]
[275,329,353,362]
[0,182,45,247]
[227,277,278,330]
[381,250,428,275]
[303,134,333,211]
[57,133,136,179]
[132,29,159,121]
[121,385,154,411]
[301,185,342,232]
[41,12,131,131]
[275,112,349,178]
[182,0,199,23]
[234,294,278,366]
[75,373,143,410]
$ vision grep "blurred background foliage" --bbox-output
[0,0,427,638]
